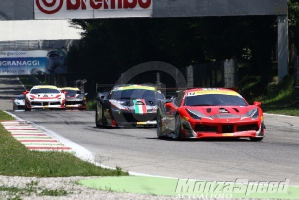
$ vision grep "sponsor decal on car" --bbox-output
[187,90,240,96]
[114,85,155,91]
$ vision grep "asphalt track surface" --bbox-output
[1,76,299,197]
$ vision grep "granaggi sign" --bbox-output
[0,51,46,75]
[0,49,68,75]
[34,0,153,19]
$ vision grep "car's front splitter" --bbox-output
[111,111,157,125]
[65,104,86,109]
[180,119,264,139]
[116,120,157,127]
[28,105,65,109]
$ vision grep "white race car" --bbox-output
[23,85,66,111]
[11,94,25,110]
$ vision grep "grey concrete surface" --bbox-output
[9,110,299,186]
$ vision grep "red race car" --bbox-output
[156,88,266,141]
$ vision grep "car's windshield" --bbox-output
[16,94,25,99]
[184,94,248,106]
[62,90,81,97]
[111,89,163,100]
[30,88,60,94]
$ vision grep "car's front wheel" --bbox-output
[156,111,163,139]
[174,114,182,141]
[101,109,108,128]
[95,108,101,127]
[25,103,31,111]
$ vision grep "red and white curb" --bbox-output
[1,120,72,152]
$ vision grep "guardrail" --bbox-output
[295,86,299,106]
[294,55,299,106]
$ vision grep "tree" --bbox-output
[288,0,299,56]
[69,14,278,89]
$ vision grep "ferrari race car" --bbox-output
[23,85,66,111]
[59,87,87,110]
[95,84,165,127]
[156,88,266,141]
[11,94,25,110]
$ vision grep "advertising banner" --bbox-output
[34,0,153,19]
[0,50,68,75]
[0,0,288,21]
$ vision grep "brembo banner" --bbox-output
[34,0,153,19]
[0,0,288,20]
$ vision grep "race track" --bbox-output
[8,110,299,186]
[1,76,299,186]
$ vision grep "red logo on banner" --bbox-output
[36,0,152,14]
[36,0,64,14]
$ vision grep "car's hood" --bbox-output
[186,105,259,119]
[110,98,157,113]
[111,98,157,106]
[27,93,64,99]
[66,94,84,100]
[14,99,25,104]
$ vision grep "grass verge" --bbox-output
[0,110,128,198]
[254,75,299,116]
[0,110,128,177]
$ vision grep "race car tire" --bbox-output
[95,108,101,128]
[25,104,31,111]
[174,114,182,141]
[156,111,163,139]
[101,109,108,128]
[250,137,263,142]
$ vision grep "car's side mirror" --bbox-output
[166,95,176,100]
[96,93,106,101]
[22,91,28,95]
[85,93,88,96]
[165,102,176,115]
[253,101,261,107]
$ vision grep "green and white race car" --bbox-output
[95,84,165,128]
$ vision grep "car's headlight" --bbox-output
[245,108,259,119]
[186,109,202,120]
[76,94,84,100]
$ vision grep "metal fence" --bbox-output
[294,55,299,86]
[294,55,299,105]
[0,40,56,51]
[0,40,79,51]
